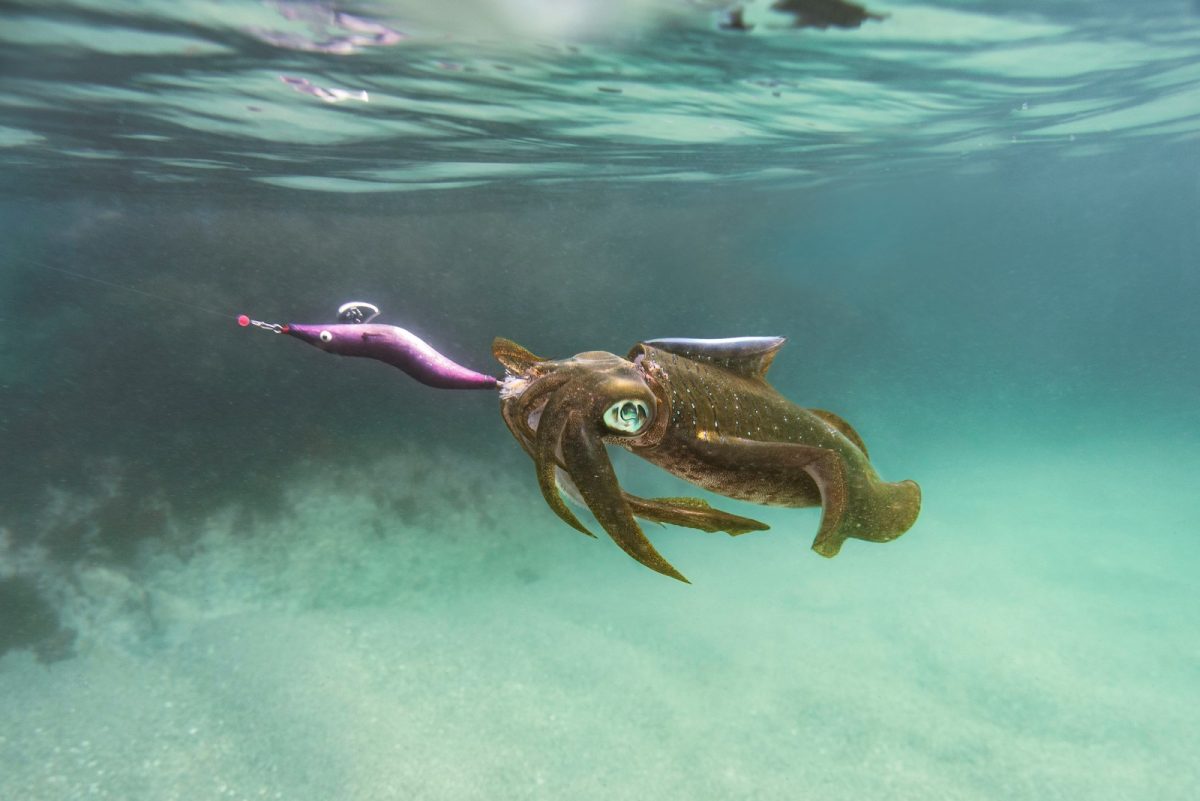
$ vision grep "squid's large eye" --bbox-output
[603,399,651,434]
[319,330,333,343]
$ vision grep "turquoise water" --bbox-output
[2,1,1199,799]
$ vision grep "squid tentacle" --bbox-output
[500,370,573,459]
[513,370,573,443]
[559,411,689,583]
[533,384,597,538]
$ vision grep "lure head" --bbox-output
[284,322,398,359]
[286,322,360,353]
[242,301,385,356]
[288,301,382,354]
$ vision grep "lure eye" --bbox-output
[319,330,333,343]
[603,399,651,434]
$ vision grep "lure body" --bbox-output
[286,322,499,390]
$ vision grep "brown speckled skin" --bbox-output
[494,337,920,582]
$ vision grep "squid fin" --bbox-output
[809,409,869,457]
[687,436,919,559]
[804,452,921,558]
[638,337,786,380]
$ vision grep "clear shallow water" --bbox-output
[1,2,1199,800]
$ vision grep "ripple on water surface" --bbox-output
[0,0,1198,193]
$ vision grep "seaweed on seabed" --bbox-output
[0,575,76,663]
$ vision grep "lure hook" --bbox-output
[237,314,288,334]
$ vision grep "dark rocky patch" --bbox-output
[770,0,885,29]
[0,576,74,663]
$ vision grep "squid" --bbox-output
[247,303,921,582]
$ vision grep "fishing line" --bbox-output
[35,261,235,320]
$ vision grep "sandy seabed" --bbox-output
[2,439,1197,801]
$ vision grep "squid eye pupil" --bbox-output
[319,330,333,343]
[604,399,650,434]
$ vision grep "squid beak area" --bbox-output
[558,413,690,584]
[515,371,572,446]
